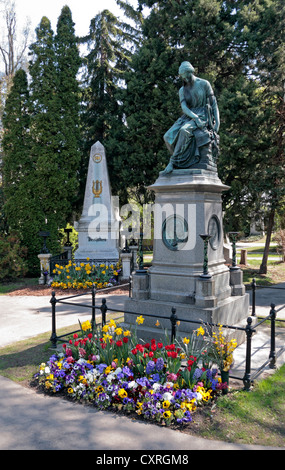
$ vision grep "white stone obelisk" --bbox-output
[74,141,120,262]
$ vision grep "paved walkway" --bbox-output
[0,288,284,451]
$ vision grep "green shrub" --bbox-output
[0,233,28,281]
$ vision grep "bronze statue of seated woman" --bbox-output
[161,61,220,175]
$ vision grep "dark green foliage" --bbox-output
[0,233,28,281]
[79,9,139,205]
[2,8,82,274]
[2,69,41,273]
[122,0,285,227]
[122,42,180,203]
[27,11,81,263]
[54,6,82,215]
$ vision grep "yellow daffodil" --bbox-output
[82,320,91,331]
[136,315,144,325]
[196,326,205,336]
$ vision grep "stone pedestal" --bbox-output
[121,252,132,280]
[230,267,246,296]
[124,169,249,344]
[38,253,52,285]
[129,245,138,270]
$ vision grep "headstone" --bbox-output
[74,141,120,262]
[240,249,247,265]
[123,61,250,345]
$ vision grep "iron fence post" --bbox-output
[243,316,254,391]
[170,307,178,342]
[100,298,107,326]
[50,291,57,348]
[228,231,239,269]
[91,284,96,329]
[199,234,212,279]
[269,303,277,369]
[251,278,256,316]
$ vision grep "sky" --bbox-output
[14,0,136,37]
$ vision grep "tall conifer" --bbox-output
[2,69,42,273]
[28,11,81,257]
[79,9,137,204]
[54,6,82,216]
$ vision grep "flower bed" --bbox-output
[51,260,121,290]
[34,317,230,427]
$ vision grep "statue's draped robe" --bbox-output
[164,78,218,168]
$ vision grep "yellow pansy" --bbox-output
[118,388,128,398]
[162,400,171,409]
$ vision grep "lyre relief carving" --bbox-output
[92,180,102,198]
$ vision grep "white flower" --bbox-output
[162,392,173,401]
[44,366,50,374]
[78,358,88,365]
[106,374,115,383]
[128,381,138,389]
[152,382,161,392]
[196,392,203,401]
[165,381,173,389]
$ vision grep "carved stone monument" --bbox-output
[74,141,120,263]
[124,61,249,344]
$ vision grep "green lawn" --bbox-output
[0,278,38,295]
[193,364,285,447]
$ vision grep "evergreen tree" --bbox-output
[122,0,285,235]
[2,69,41,273]
[28,16,60,255]
[122,0,238,203]
[122,41,179,203]
[28,13,81,259]
[79,9,138,204]
[54,5,82,216]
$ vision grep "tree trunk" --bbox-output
[259,210,275,274]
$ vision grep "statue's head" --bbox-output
[179,61,195,81]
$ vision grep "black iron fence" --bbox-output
[248,278,285,320]
[49,250,69,273]
[49,281,285,391]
